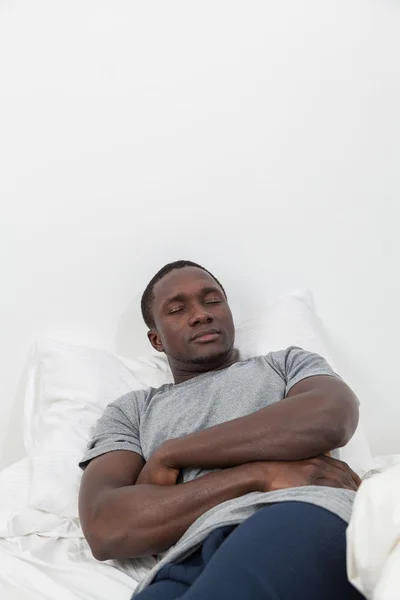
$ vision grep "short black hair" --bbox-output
[141,260,227,329]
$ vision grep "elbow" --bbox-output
[86,527,129,561]
[324,401,359,449]
[84,526,112,561]
[91,544,109,562]
[334,421,358,449]
[87,531,128,562]
[79,485,148,560]
[83,519,147,561]
[81,515,124,561]
[328,423,351,449]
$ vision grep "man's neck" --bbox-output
[170,348,240,385]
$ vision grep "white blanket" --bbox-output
[347,456,400,600]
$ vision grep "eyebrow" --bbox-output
[161,286,222,309]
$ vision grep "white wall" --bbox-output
[1,0,399,468]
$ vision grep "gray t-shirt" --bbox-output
[80,347,356,594]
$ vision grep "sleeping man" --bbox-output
[78,260,363,599]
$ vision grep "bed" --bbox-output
[0,292,397,599]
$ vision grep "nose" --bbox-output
[188,304,214,327]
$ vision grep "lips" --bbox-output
[190,328,220,342]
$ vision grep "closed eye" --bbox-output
[169,307,185,314]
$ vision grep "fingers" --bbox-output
[310,455,361,491]
[311,475,343,489]
[349,467,362,487]
[317,455,350,473]
[327,457,362,488]
[342,472,359,491]
[312,473,358,492]
[315,455,362,484]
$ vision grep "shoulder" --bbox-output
[108,386,159,417]
[262,347,338,384]
[263,346,329,366]
[264,345,304,365]
[253,346,304,372]
[79,388,160,469]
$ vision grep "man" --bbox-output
[79,260,363,599]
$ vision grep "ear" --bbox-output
[147,329,164,353]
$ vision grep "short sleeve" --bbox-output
[79,391,143,469]
[266,346,339,395]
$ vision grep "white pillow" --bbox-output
[25,290,372,518]
[25,340,173,517]
[24,339,173,455]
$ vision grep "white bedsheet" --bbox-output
[0,536,138,600]
[0,457,155,600]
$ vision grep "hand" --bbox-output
[136,447,180,486]
[253,455,361,493]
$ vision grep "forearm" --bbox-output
[92,463,260,560]
[163,389,352,470]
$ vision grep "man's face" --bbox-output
[149,267,235,365]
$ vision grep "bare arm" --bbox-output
[79,448,360,562]
[152,376,359,472]
[79,450,261,561]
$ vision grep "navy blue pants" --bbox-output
[134,502,364,599]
